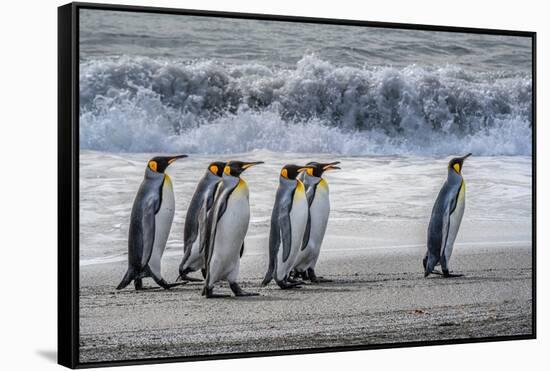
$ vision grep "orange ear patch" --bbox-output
[149,161,158,172]
[224,166,231,175]
[281,168,288,178]
[210,165,218,175]
[306,168,314,176]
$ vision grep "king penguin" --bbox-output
[202,160,263,298]
[424,153,472,278]
[262,164,313,289]
[292,161,340,283]
[116,155,188,290]
[178,162,226,282]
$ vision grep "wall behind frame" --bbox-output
[0,0,547,370]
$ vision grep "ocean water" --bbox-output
[79,10,533,156]
[79,151,531,264]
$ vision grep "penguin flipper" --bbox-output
[263,204,282,286]
[199,194,215,254]
[182,207,199,255]
[204,182,235,274]
[280,211,293,263]
[180,200,209,275]
[441,184,462,268]
[301,209,311,251]
[139,195,159,270]
[301,183,317,251]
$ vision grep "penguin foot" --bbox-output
[157,280,187,289]
[286,277,305,285]
[277,281,302,290]
[307,269,331,283]
[230,282,260,297]
[203,287,231,298]
[443,272,464,278]
[177,274,202,282]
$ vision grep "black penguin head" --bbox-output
[448,153,472,174]
[304,161,341,177]
[147,155,187,173]
[208,162,226,177]
[280,164,313,180]
[223,160,264,177]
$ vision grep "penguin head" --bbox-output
[304,161,341,178]
[223,160,264,177]
[448,153,472,174]
[147,155,188,173]
[280,164,313,180]
[208,162,226,177]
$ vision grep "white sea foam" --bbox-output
[80,55,532,155]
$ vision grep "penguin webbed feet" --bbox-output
[156,278,188,290]
[276,280,302,290]
[424,269,464,278]
[176,274,202,283]
[230,282,260,297]
[203,286,232,298]
[307,268,332,283]
[424,270,442,278]
[442,269,464,278]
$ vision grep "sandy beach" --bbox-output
[78,151,533,363]
[79,242,532,363]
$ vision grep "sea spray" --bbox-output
[80,55,532,155]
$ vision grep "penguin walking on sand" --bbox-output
[424,153,472,278]
[292,161,340,283]
[117,155,188,290]
[178,162,226,282]
[262,164,313,289]
[202,160,263,298]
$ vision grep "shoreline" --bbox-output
[79,244,532,363]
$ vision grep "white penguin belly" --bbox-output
[209,183,250,283]
[276,184,308,280]
[149,175,175,277]
[295,180,330,271]
[444,182,466,265]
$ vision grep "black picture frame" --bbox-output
[58,2,537,369]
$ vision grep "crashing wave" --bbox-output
[79,55,532,155]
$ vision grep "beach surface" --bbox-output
[79,243,532,363]
[78,151,532,363]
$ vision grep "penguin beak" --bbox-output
[167,154,188,164]
[322,161,341,171]
[241,161,264,170]
[461,153,472,161]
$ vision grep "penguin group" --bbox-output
[117,153,472,296]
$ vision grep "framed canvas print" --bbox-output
[58,2,536,368]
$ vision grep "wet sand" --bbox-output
[79,244,532,363]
